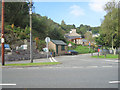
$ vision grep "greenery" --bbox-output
[5,62,61,66]
[4,1,119,52]
[95,1,119,48]
[76,24,100,38]
[92,54,118,59]
[4,2,66,51]
[71,45,95,54]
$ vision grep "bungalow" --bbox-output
[65,29,82,44]
[48,40,67,55]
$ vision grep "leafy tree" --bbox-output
[4,2,29,28]
[100,1,119,48]
[84,32,94,42]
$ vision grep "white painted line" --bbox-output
[105,60,118,62]
[86,66,98,68]
[0,83,16,86]
[49,58,53,62]
[109,81,120,84]
[102,66,113,68]
[51,57,58,62]
[72,67,84,68]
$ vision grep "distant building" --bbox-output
[65,29,82,44]
[92,33,100,37]
[48,40,67,55]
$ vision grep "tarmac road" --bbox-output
[2,53,119,88]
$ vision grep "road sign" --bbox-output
[68,43,72,47]
[45,37,50,43]
[1,38,4,43]
[43,48,48,52]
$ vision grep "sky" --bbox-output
[34,1,108,27]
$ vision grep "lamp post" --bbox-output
[29,0,33,63]
[1,0,5,66]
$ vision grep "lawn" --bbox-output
[73,45,95,54]
[92,54,118,59]
[5,62,61,66]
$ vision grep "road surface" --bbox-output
[2,54,119,88]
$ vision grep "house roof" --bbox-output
[82,39,88,42]
[65,35,82,39]
[51,40,67,45]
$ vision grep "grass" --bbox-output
[92,54,118,59]
[5,62,61,66]
[73,45,95,54]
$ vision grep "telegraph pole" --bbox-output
[1,0,5,66]
[29,0,33,63]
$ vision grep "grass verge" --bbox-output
[92,54,118,59]
[5,62,61,66]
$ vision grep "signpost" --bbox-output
[45,37,50,59]
[68,43,72,50]
[68,43,72,47]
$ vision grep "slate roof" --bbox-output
[82,39,88,42]
[65,35,82,39]
[51,40,67,45]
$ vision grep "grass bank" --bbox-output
[73,45,95,54]
[5,62,61,66]
[92,54,118,59]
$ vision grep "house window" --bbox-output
[61,45,65,51]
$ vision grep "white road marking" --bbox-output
[109,81,120,84]
[102,66,113,68]
[49,58,53,62]
[51,57,58,62]
[0,83,16,86]
[86,66,98,68]
[105,60,118,62]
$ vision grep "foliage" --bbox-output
[4,24,30,49]
[76,24,100,38]
[4,2,29,28]
[84,31,94,42]
[96,1,119,48]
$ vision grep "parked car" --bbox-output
[65,50,78,55]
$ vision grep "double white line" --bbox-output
[49,57,58,62]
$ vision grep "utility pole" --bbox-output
[29,0,33,63]
[1,0,5,66]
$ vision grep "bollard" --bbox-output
[98,52,99,57]
[91,52,93,56]
[104,53,106,58]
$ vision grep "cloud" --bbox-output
[89,0,108,13]
[70,5,85,17]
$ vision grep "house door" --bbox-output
[56,45,58,54]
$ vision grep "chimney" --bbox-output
[70,31,72,33]
[71,29,76,33]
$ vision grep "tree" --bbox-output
[100,1,119,48]
[4,2,29,28]
[84,32,94,42]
